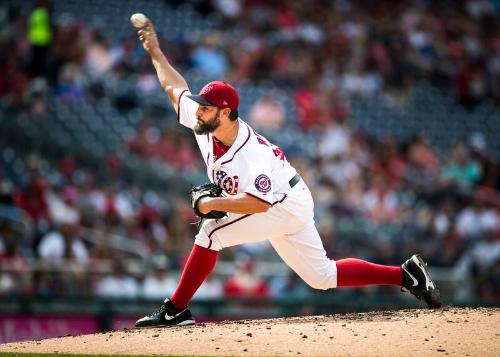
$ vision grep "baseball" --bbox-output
[130,13,148,28]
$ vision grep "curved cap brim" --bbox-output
[186,94,216,106]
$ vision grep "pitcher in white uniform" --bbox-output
[134,19,442,328]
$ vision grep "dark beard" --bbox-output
[194,111,221,135]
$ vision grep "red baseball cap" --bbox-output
[187,81,239,111]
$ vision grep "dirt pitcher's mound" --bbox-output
[1,307,498,356]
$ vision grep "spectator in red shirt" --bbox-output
[13,174,48,223]
[224,259,269,298]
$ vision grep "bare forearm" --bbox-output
[150,49,188,104]
[137,20,189,111]
[202,193,270,214]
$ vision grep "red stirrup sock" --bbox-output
[170,244,218,309]
[336,258,402,287]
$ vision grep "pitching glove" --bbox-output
[189,183,227,219]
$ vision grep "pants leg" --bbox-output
[195,180,338,289]
[269,222,338,290]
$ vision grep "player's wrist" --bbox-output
[149,48,163,58]
[199,197,214,214]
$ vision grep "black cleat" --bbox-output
[401,254,442,308]
[135,299,195,328]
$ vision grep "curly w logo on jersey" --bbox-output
[255,174,271,193]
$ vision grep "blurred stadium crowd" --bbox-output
[0,0,499,304]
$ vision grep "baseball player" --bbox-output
[135,20,442,328]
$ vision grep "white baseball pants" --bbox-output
[195,180,338,289]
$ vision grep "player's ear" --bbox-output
[222,108,232,119]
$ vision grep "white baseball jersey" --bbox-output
[177,91,338,290]
[178,90,297,204]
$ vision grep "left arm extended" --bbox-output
[198,193,271,215]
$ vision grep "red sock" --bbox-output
[170,244,218,309]
[336,258,402,287]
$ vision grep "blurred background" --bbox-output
[0,0,499,343]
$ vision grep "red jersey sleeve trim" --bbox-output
[245,192,272,205]
[272,194,287,206]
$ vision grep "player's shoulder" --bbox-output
[239,120,271,153]
[235,121,274,169]
[179,90,195,105]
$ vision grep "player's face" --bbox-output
[194,106,221,135]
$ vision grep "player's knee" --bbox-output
[303,263,338,290]
[195,227,223,251]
